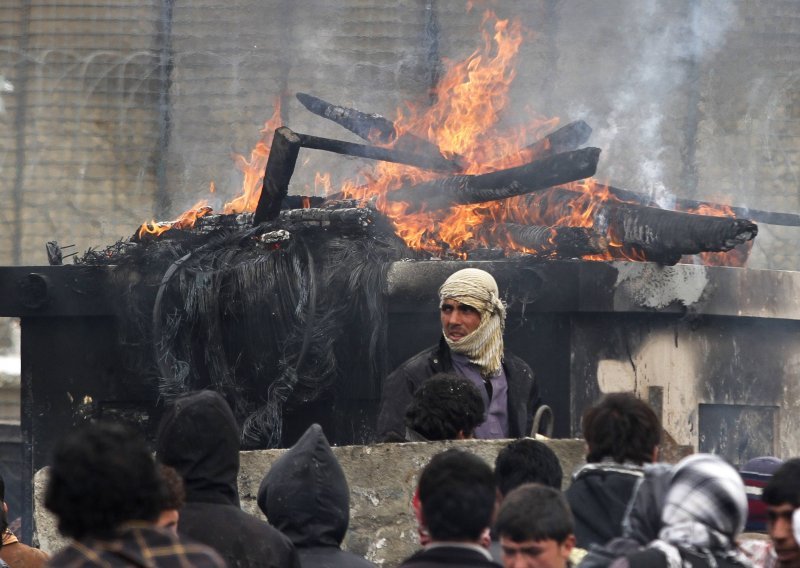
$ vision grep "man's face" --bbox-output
[440,299,482,341]
[768,503,800,567]
[500,536,574,568]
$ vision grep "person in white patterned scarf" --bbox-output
[609,453,753,568]
[377,268,541,442]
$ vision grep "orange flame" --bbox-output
[223,100,283,214]
[138,200,212,239]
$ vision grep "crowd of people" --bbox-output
[0,268,795,567]
[0,389,791,568]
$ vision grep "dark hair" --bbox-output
[494,483,574,543]
[763,458,800,507]
[158,464,186,510]
[418,449,495,542]
[44,421,163,539]
[495,439,563,495]
[582,393,660,465]
[405,374,485,440]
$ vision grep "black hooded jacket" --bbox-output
[156,390,300,568]
[565,463,645,550]
[258,424,374,568]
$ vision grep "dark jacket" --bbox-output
[156,390,300,568]
[257,423,374,568]
[610,547,749,568]
[565,463,645,550]
[376,339,539,441]
[399,545,501,568]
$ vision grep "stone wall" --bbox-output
[34,438,586,567]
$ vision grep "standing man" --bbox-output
[377,268,540,441]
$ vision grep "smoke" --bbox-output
[581,0,738,204]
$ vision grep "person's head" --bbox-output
[763,458,800,567]
[661,454,747,544]
[582,392,660,465]
[494,484,575,568]
[405,374,485,441]
[258,424,350,548]
[495,439,563,497]
[44,421,162,540]
[156,390,241,506]
[417,449,495,544]
[156,464,185,534]
[438,268,506,377]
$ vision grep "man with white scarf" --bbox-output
[376,268,540,441]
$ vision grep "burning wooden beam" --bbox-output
[296,92,396,144]
[605,203,758,264]
[517,187,758,264]
[498,223,606,258]
[387,147,601,212]
[524,120,592,160]
[602,183,800,228]
[296,92,464,172]
[254,126,301,225]
[296,132,461,173]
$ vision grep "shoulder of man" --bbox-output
[502,350,534,380]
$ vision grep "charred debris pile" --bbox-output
[55,93,768,447]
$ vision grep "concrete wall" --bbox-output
[34,438,586,567]
[1,1,800,269]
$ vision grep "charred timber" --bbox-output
[500,223,606,258]
[254,127,301,225]
[605,204,758,264]
[387,147,601,212]
[602,184,800,228]
[277,207,374,229]
[296,92,396,144]
[517,187,758,264]
[524,120,593,160]
[296,133,461,174]
[296,92,463,171]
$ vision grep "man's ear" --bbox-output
[2,502,7,514]
[560,534,576,557]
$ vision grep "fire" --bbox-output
[223,101,283,214]
[680,202,752,267]
[138,200,212,239]
[340,11,562,255]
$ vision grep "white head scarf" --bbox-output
[438,268,506,378]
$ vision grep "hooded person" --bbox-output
[376,268,540,441]
[257,423,374,568]
[156,390,301,568]
[609,454,753,568]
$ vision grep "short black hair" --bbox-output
[158,464,186,510]
[582,392,660,465]
[44,421,163,540]
[494,483,574,543]
[763,458,800,507]
[418,449,495,542]
[495,439,563,495]
[405,374,485,440]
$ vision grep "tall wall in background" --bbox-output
[0,0,799,269]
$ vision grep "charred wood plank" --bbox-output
[254,127,301,225]
[296,92,396,144]
[500,223,606,257]
[602,183,800,228]
[296,132,460,174]
[296,92,464,171]
[524,120,592,160]
[387,147,601,212]
[605,204,758,264]
[277,207,374,229]
[516,187,758,264]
